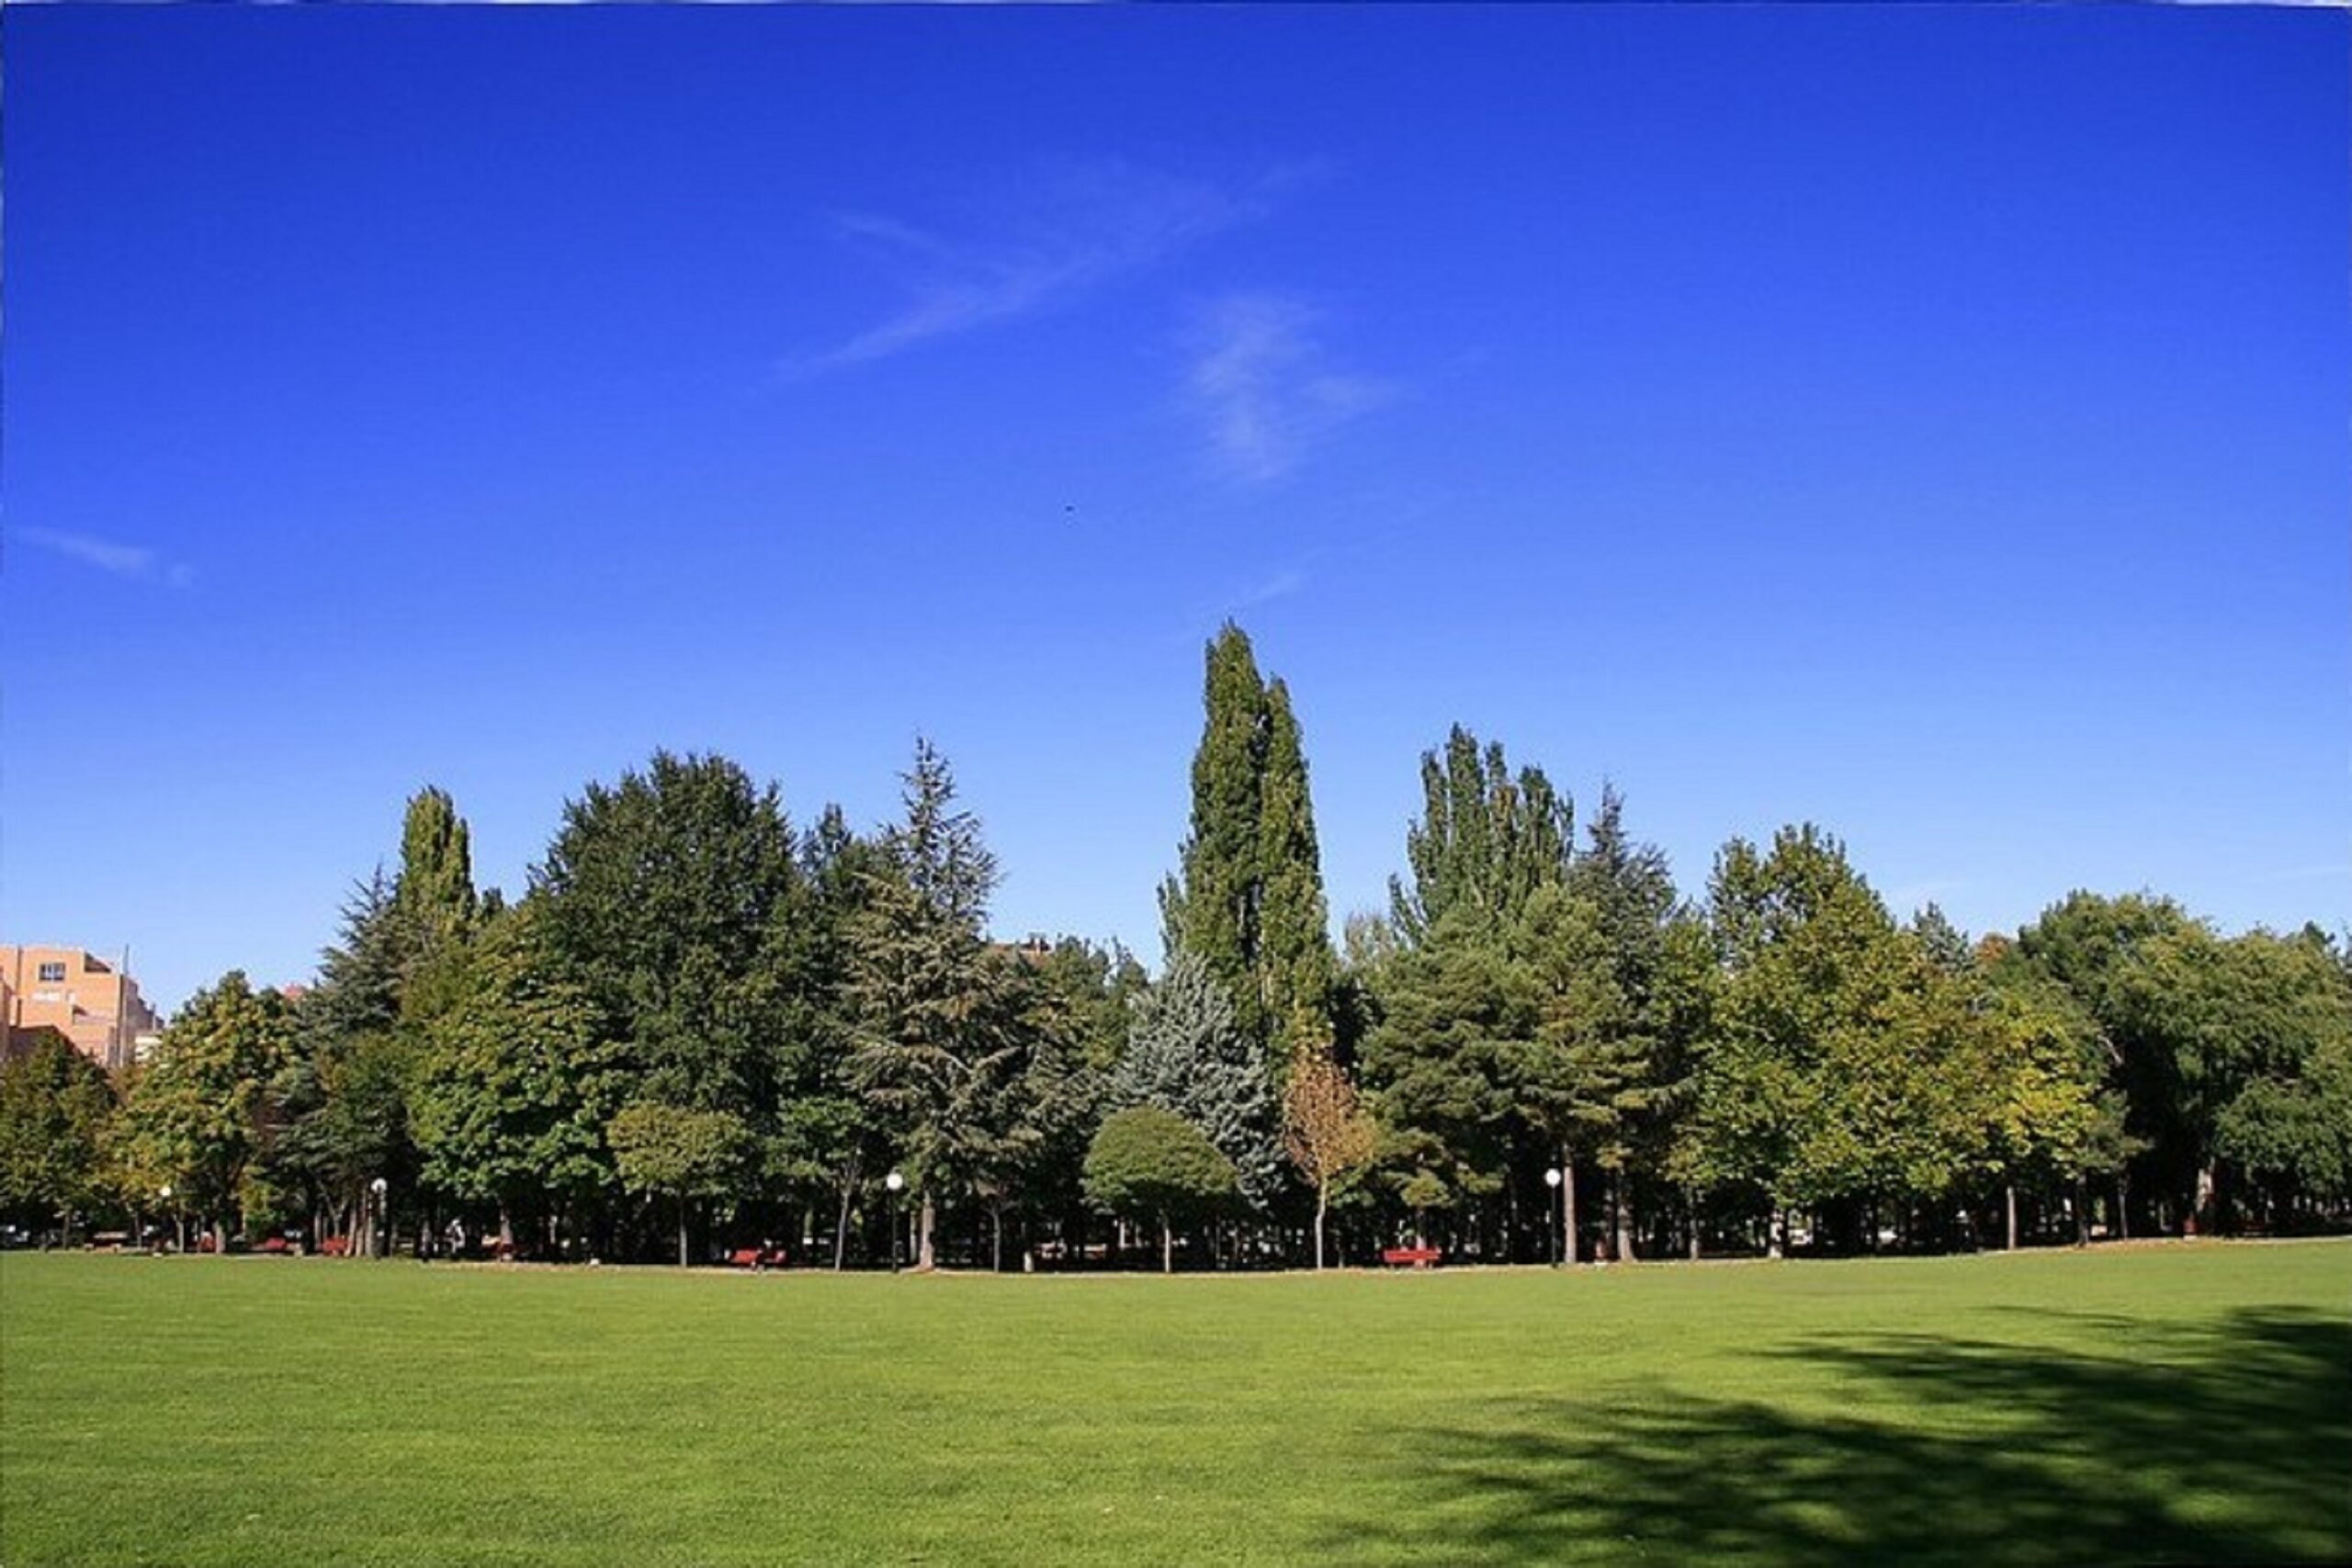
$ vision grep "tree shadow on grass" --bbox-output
[1350,1308,2350,1566]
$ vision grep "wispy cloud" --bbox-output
[1227,567,1306,613]
[787,159,1304,377]
[1184,293,1392,484]
[13,527,193,587]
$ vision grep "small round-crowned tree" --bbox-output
[1082,1105,1237,1273]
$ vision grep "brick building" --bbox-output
[1,946,162,1071]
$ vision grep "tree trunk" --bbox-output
[1687,1190,1702,1261]
[677,1197,690,1268]
[1611,1168,1636,1263]
[2188,1162,2216,1236]
[1314,1184,1329,1270]
[2005,1183,2018,1251]
[831,1181,854,1270]
[917,1193,936,1271]
[1562,1152,1578,1265]
[2116,1173,2131,1240]
[1160,1213,1172,1275]
[990,1201,1004,1274]
[2073,1179,2089,1247]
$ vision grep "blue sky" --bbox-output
[5,6,2345,1012]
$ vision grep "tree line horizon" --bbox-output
[6,623,2347,1270]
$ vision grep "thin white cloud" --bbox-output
[786,159,1301,377]
[1184,293,1392,484]
[1228,568,1306,612]
[13,527,193,587]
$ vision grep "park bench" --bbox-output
[1381,1246,1443,1269]
[726,1247,789,1270]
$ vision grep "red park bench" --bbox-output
[726,1247,790,1270]
[1381,1246,1443,1269]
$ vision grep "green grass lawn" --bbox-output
[4,1242,2346,1566]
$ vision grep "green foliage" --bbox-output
[1683,827,1996,1212]
[263,871,420,1226]
[0,1033,116,1230]
[411,907,625,1214]
[1112,952,1282,1207]
[114,972,295,1237]
[1159,623,1336,1057]
[1256,678,1336,1061]
[1361,908,1538,1209]
[1032,937,1148,1073]
[394,786,480,1029]
[2010,893,2352,1225]
[535,750,801,1114]
[847,747,1037,1216]
[608,1101,752,1201]
[1081,1104,1238,1223]
[1388,725,1573,943]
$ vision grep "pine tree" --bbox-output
[890,737,999,934]
[847,742,1030,1269]
[266,871,417,1245]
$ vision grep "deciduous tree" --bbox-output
[1082,1104,1238,1272]
[1283,1040,1377,1268]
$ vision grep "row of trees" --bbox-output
[6,624,2346,1269]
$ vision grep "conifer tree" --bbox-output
[1113,952,1283,1208]
[847,742,1029,1269]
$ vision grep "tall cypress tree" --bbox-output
[1159,623,1335,1060]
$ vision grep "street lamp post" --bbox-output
[1544,1168,1563,1267]
[884,1171,906,1273]
[369,1176,390,1259]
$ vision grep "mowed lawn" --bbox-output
[3,1242,2346,1567]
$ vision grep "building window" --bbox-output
[37,962,66,983]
